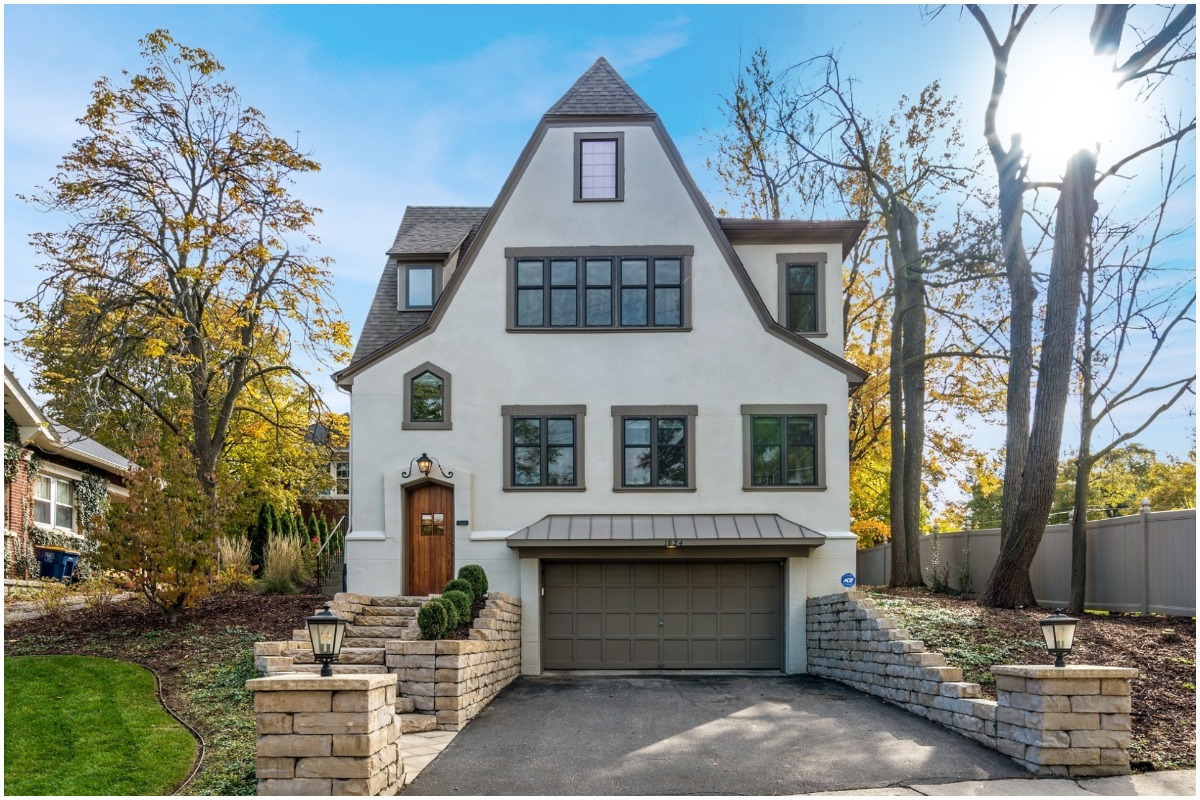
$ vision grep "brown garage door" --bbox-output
[542,561,782,669]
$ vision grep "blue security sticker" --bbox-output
[840,572,857,588]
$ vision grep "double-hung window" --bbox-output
[34,474,75,530]
[508,248,691,331]
[612,406,697,490]
[501,406,586,490]
[741,404,826,490]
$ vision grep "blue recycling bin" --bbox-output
[34,546,80,583]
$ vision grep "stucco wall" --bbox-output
[347,121,854,598]
[733,241,845,358]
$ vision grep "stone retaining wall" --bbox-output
[386,592,521,730]
[807,591,1136,778]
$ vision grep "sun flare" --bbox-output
[1000,44,1124,179]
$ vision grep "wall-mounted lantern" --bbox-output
[401,452,454,479]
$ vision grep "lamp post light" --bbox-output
[1039,610,1079,668]
[306,605,347,677]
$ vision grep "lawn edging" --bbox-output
[807,591,1137,778]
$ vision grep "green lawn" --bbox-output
[4,655,197,796]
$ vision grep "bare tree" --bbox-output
[967,4,1196,607]
[1067,135,1196,612]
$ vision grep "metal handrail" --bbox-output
[315,516,346,558]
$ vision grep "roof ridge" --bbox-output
[546,56,655,117]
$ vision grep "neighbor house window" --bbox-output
[776,253,828,336]
[741,404,827,490]
[506,248,691,331]
[501,405,586,490]
[574,132,624,201]
[399,265,438,310]
[34,474,75,530]
[333,460,350,496]
[402,362,452,430]
[611,405,697,491]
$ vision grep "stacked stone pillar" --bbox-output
[993,665,1137,777]
[246,674,404,796]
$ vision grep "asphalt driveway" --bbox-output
[403,674,1028,795]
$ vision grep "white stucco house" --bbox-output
[334,58,868,675]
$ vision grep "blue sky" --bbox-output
[4,4,1195,478]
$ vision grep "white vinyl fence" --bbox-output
[856,508,1195,616]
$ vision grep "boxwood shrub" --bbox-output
[431,595,459,629]
[458,564,488,597]
[443,578,474,599]
[442,589,471,624]
[417,600,449,640]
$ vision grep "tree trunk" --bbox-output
[888,241,910,587]
[1068,448,1091,613]
[896,201,926,585]
[983,150,1098,608]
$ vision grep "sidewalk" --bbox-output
[808,769,1196,796]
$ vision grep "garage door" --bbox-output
[542,561,782,669]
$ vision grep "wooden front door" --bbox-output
[406,482,454,595]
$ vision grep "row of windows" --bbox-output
[397,255,824,335]
[499,404,824,492]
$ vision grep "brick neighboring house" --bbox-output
[4,366,132,579]
[299,415,350,535]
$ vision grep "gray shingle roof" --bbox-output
[49,422,131,474]
[546,57,655,117]
[389,206,490,255]
[350,206,489,366]
[505,514,826,547]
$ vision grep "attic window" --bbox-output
[400,265,437,310]
[574,132,624,201]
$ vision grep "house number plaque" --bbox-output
[420,513,446,536]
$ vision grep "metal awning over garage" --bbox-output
[505,514,825,549]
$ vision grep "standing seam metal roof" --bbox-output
[505,514,826,546]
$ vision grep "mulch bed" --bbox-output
[871,587,1197,772]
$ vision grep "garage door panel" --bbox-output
[662,612,688,636]
[721,586,748,610]
[633,612,659,637]
[721,612,748,637]
[692,612,717,637]
[633,586,659,611]
[605,587,631,610]
[604,613,631,637]
[604,563,631,583]
[662,586,688,611]
[545,562,575,586]
[542,561,781,670]
[545,612,575,637]
[576,563,605,583]
[632,639,660,664]
[750,612,777,636]
[577,586,603,610]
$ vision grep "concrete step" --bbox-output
[399,713,438,734]
[395,696,416,714]
[289,663,389,675]
[343,634,415,648]
[354,615,416,627]
[284,647,385,665]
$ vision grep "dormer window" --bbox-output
[399,265,438,310]
[574,132,624,201]
[776,252,828,337]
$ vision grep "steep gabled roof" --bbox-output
[335,59,868,387]
[350,206,489,366]
[546,57,655,117]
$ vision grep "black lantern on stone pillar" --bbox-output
[1039,610,1079,668]
[306,605,347,677]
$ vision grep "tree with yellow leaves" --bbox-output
[15,30,350,504]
